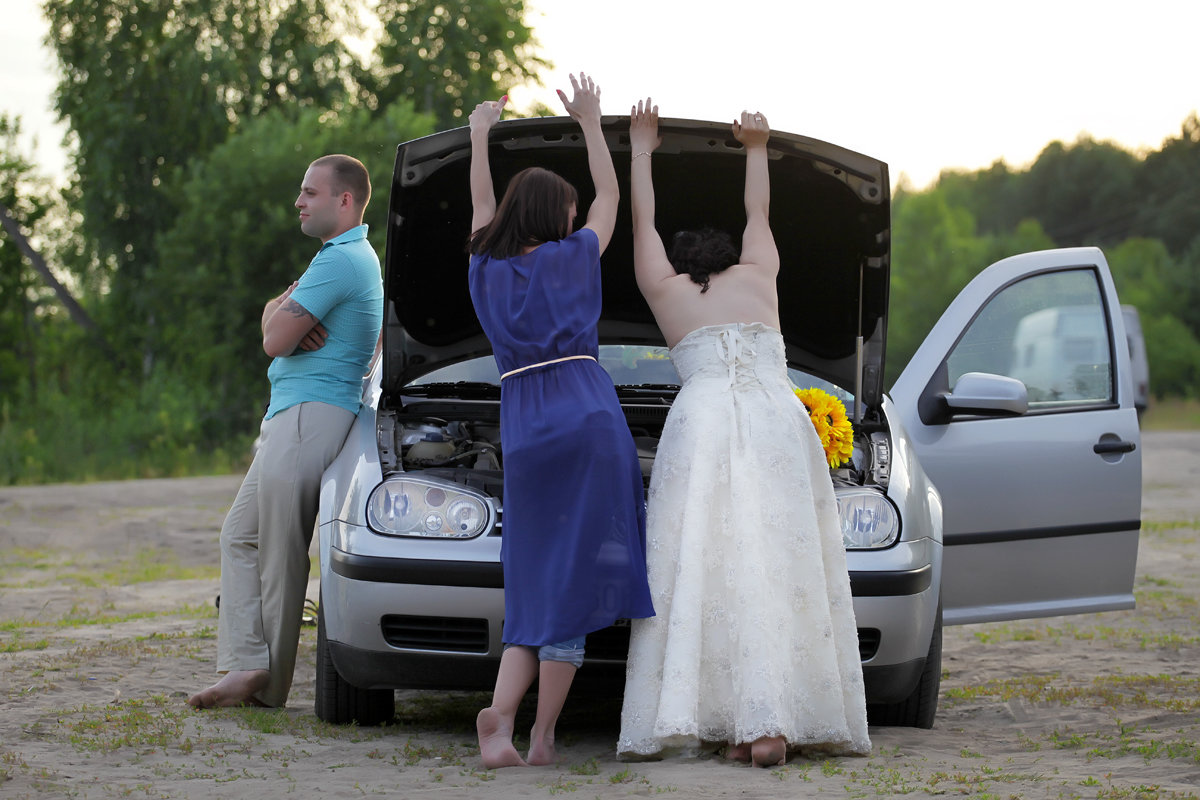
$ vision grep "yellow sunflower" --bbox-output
[793,387,854,468]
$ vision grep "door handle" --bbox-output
[1093,439,1136,454]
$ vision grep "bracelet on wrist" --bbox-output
[632,151,651,161]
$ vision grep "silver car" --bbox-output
[315,116,1142,728]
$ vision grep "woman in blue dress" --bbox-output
[467,73,654,769]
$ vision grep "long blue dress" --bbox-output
[468,228,654,647]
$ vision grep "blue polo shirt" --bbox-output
[265,224,383,419]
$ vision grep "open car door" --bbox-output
[889,247,1141,625]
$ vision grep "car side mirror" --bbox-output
[918,367,1029,425]
[944,372,1029,416]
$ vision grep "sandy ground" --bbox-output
[1,432,1198,799]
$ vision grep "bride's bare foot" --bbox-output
[726,742,751,763]
[187,670,270,709]
[476,707,528,769]
[750,736,786,768]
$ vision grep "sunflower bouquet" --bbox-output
[793,387,854,468]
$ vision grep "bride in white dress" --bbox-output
[616,101,870,766]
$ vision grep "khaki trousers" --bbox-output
[216,401,355,707]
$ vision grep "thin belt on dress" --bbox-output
[500,354,597,381]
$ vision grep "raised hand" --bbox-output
[470,96,508,134]
[732,111,770,148]
[630,97,660,156]
[557,72,602,125]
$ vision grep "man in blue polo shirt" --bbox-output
[189,154,383,709]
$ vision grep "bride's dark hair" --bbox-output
[668,228,739,293]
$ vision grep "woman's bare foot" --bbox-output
[750,736,786,768]
[526,729,557,766]
[477,707,528,768]
[187,670,270,709]
[726,742,752,763]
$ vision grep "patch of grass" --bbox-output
[568,756,600,775]
[609,767,647,784]
[62,549,221,587]
[0,634,50,653]
[1083,721,1200,764]
[0,546,222,590]
[1141,398,1200,431]
[1141,519,1200,536]
[968,619,1200,651]
[0,546,59,577]
[394,736,471,766]
[945,673,1200,713]
[64,695,193,754]
[1,603,217,636]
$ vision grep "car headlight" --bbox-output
[836,488,900,549]
[367,477,492,538]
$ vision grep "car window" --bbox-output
[408,345,854,404]
[946,268,1113,410]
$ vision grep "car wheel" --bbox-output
[315,598,395,726]
[866,605,942,729]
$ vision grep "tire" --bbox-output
[867,605,942,729]
[315,600,395,726]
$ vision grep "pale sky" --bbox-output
[3,0,1198,189]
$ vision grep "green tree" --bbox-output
[368,0,546,129]
[886,187,988,384]
[934,159,1024,237]
[1107,238,1177,318]
[42,0,358,370]
[1134,113,1200,257]
[0,116,56,404]
[1139,314,1200,399]
[1019,137,1141,248]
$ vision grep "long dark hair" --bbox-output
[668,228,740,293]
[468,167,579,259]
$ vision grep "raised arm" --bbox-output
[469,96,507,234]
[558,73,618,254]
[629,98,674,295]
[732,111,779,274]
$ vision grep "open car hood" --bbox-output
[383,115,890,409]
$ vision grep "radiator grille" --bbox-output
[380,615,489,653]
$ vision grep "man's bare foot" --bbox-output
[750,736,786,768]
[477,707,528,768]
[726,742,751,763]
[187,670,270,709]
[526,729,556,766]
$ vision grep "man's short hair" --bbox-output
[312,154,371,211]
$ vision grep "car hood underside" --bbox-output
[382,115,891,408]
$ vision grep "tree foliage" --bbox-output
[42,0,358,366]
[0,0,544,482]
[368,0,545,129]
[0,115,57,404]
[40,0,541,374]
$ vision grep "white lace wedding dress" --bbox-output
[617,322,871,758]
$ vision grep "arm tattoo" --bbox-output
[280,298,315,321]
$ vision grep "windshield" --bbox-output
[407,346,854,403]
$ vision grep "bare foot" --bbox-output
[476,707,528,768]
[526,729,556,766]
[187,670,270,709]
[726,742,751,763]
[750,736,786,768]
